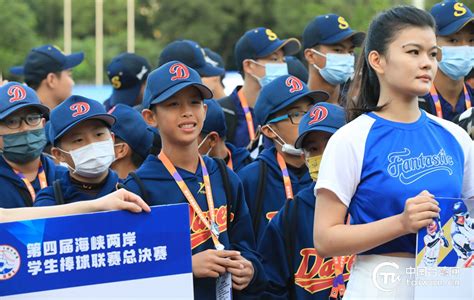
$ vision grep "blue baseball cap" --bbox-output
[158,40,225,77]
[295,102,346,148]
[202,99,227,137]
[0,82,49,120]
[142,61,213,109]
[204,48,226,71]
[235,27,301,70]
[431,1,474,36]
[49,95,116,145]
[108,104,154,159]
[254,75,329,125]
[10,45,84,83]
[106,53,151,107]
[286,56,309,83]
[303,14,365,49]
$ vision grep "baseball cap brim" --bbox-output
[149,82,213,106]
[110,84,142,107]
[9,66,25,76]
[63,52,85,70]
[438,17,474,36]
[54,113,116,144]
[295,126,337,149]
[196,63,225,77]
[266,90,329,123]
[322,30,366,47]
[258,38,302,58]
[0,103,50,120]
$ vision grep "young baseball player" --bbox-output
[198,99,252,172]
[10,45,84,109]
[420,220,449,267]
[203,48,227,99]
[314,6,473,299]
[419,1,474,121]
[219,27,301,148]
[109,104,154,179]
[258,102,354,299]
[450,201,474,267]
[0,82,65,208]
[124,61,265,299]
[237,74,328,242]
[303,14,365,104]
[34,95,119,206]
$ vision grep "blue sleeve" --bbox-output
[227,171,267,296]
[258,213,290,299]
[121,175,143,198]
[237,164,257,221]
[33,187,57,207]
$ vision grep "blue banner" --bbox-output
[0,203,192,297]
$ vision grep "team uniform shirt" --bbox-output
[258,182,354,299]
[315,110,474,255]
[420,231,448,267]
[451,217,474,267]
[223,86,257,148]
[225,142,253,172]
[34,170,120,206]
[0,155,66,208]
[122,155,266,300]
[421,84,474,121]
[238,146,312,242]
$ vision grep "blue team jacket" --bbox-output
[34,170,120,206]
[421,84,474,121]
[0,155,66,208]
[237,147,312,242]
[226,142,253,173]
[122,155,266,299]
[258,183,354,299]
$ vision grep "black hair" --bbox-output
[115,137,145,168]
[26,71,62,91]
[346,6,436,121]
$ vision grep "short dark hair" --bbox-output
[26,71,62,91]
[115,137,145,168]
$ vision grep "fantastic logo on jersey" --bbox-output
[70,102,91,117]
[189,205,234,249]
[285,76,303,93]
[169,63,190,81]
[308,105,328,125]
[454,2,467,17]
[0,245,21,280]
[294,249,354,294]
[7,85,26,103]
[387,148,454,185]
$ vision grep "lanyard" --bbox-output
[430,84,471,118]
[13,162,47,202]
[329,215,351,299]
[276,152,294,200]
[225,147,233,170]
[158,151,224,250]
[237,89,256,141]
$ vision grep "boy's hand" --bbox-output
[228,255,254,290]
[192,249,241,278]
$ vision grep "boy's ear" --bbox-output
[142,109,158,128]
[45,72,58,89]
[261,124,277,139]
[114,143,130,160]
[51,147,65,162]
[208,132,219,148]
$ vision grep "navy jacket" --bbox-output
[237,147,312,242]
[122,155,266,299]
[34,170,120,206]
[258,183,354,299]
[226,142,253,173]
[0,155,66,208]
[420,84,474,121]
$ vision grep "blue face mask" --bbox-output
[312,49,355,86]
[439,46,474,81]
[251,61,288,87]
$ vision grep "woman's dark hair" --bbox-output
[346,6,436,121]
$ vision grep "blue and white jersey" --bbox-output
[315,110,474,255]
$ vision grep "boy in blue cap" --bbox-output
[198,99,252,172]
[104,52,151,111]
[0,82,65,208]
[10,45,84,109]
[237,75,328,242]
[257,102,354,300]
[125,61,265,299]
[219,28,301,149]
[303,14,365,104]
[419,1,474,121]
[34,95,119,206]
[109,104,154,179]
[203,48,227,99]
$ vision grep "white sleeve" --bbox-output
[314,115,375,207]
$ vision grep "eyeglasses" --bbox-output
[267,110,307,125]
[0,113,43,129]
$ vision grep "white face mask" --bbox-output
[264,125,303,156]
[59,139,115,178]
[198,134,213,156]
